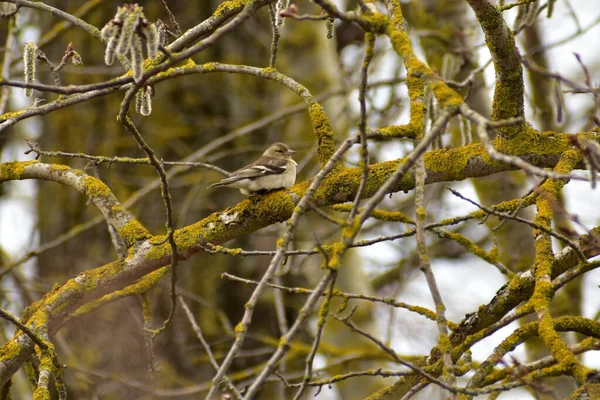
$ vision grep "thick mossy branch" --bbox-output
[469,316,600,391]
[386,0,463,111]
[465,0,524,129]
[376,70,426,140]
[529,149,589,384]
[68,268,168,323]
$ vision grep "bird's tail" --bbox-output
[207,182,224,189]
[208,176,238,189]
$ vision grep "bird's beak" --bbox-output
[285,149,296,156]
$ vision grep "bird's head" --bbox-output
[264,142,296,158]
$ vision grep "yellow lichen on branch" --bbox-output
[529,149,590,384]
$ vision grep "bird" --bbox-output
[208,142,297,195]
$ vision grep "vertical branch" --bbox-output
[529,149,588,384]
[268,3,280,67]
[272,275,289,399]
[268,0,288,67]
[292,270,337,400]
[348,32,375,221]
[118,101,179,335]
[414,132,455,392]
[465,0,524,133]
[23,42,37,97]
[139,292,158,374]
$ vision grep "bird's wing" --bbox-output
[214,157,288,185]
[232,156,289,178]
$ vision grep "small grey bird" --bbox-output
[209,142,297,195]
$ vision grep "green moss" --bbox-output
[140,292,153,320]
[416,206,426,221]
[234,322,246,335]
[0,338,23,361]
[0,110,24,121]
[363,12,389,33]
[173,226,202,252]
[49,164,72,171]
[145,241,169,260]
[74,268,167,318]
[425,144,487,178]
[202,62,217,71]
[468,1,524,129]
[308,103,336,168]
[32,387,51,400]
[0,161,38,181]
[496,129,569,156]
[27,304,50,329]
[81,175,112,199]
[333,204,415,224]
[406,74,425,101]
[117,219,150,247]
[215,0,247,16]
[378,123,420,139]
[430,80,463,110]
[327,242,346,269]
[342,216,361,238]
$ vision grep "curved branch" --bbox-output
[4,0,100,38]
[149,63,336,166]
[2,62,338,166]
[0,85,121,132]
[0,161,149,246]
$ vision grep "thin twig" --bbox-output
[348,32,375,222]
[159,0,181,36]
[179,297,242,399]
[292,270,337,399]
[221,272,447,325]
[24,138,231,176]
[414,104,455,391]
[332,307,470,396]
[448,187,586,261]
[243,271,336,399]
[118,113,179,336]
[0,307,47,350]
